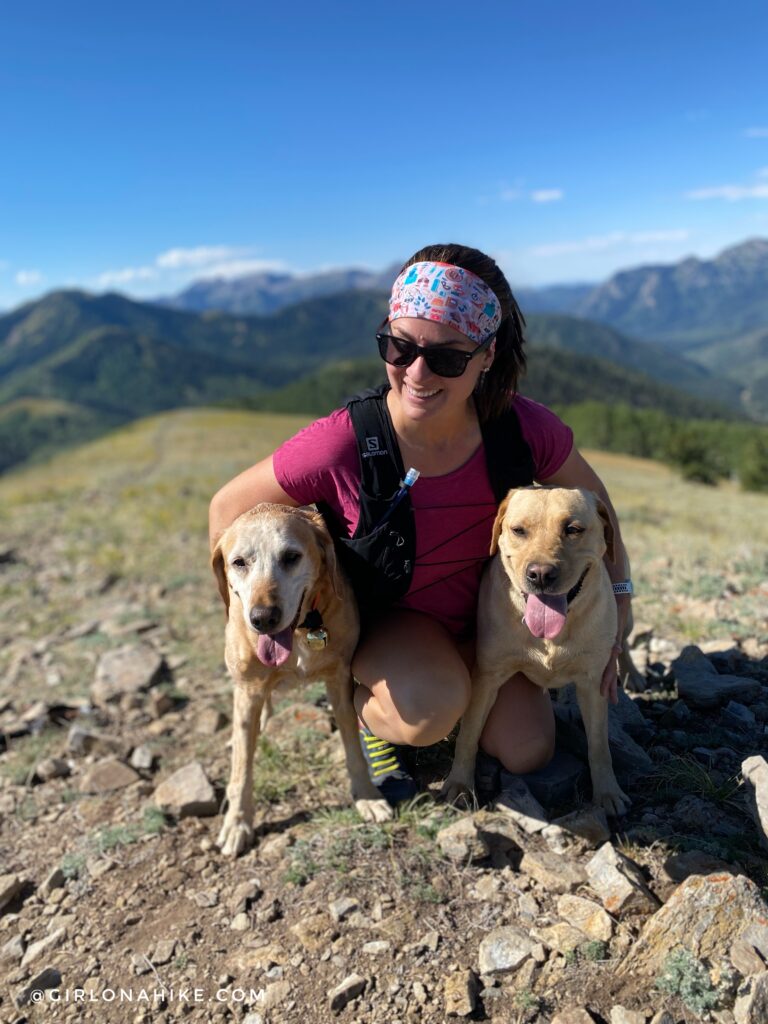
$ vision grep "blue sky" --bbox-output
[2,1,768,310]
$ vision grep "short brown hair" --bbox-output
[400,243,527,422]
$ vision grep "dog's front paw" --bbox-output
[440,776,476,809]
[592,783,631,817]
[217,815,254,857]
[355,798,395,823]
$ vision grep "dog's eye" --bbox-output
[231,557,247,569]
[281,550,302,568]
[565,525,584,536]
[510,526,527,537]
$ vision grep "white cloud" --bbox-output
[96,266,157,287]
[193,258,288,280]
[745,126,768,138]
[529,229,689,258]
[15,269,44,286]
[531,189,563,203]
[155,245,247,269]
[500,188,522,202]
[686,183,768,201]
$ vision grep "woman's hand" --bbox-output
[600,642,622,705]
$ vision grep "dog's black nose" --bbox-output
[249,605,282,632]
[526,563,560,590]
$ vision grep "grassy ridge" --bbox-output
[1,408,766,664]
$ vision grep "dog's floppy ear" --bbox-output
[210,541,230,613]
[595,497,616,564]
[303,509,344,599]
[490,492,512,555]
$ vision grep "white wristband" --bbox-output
[612,580,633,596]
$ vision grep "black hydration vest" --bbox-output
[315,383,536,615]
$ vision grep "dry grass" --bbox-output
[0,409,766,708]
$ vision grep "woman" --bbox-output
[209,243,632,803]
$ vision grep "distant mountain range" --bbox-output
[0,284,748,474]
[158,238,768,420]
[158,265,400,316]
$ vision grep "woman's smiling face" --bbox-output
[384,317,493,422]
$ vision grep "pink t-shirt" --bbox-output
[273,395,573,636]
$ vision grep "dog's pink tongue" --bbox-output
[256,628,293,667]
[524,594,568,639]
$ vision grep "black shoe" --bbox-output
[359,728,418,806]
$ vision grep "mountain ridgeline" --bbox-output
[1,237,767,484]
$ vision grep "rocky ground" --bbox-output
[1,414,768,1024]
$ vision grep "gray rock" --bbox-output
[444,969,478,1017]
[153,761,218,818]
[329,896,359,922]
[40,867,65,897]
[257,979,291,1010]
[478,926,534,974]
[230,912,250,931]
[662,849,735,882]
[557,894,613,942]
[230,880,262,914]
[549,807,611,849]
[0,873,24,913]
[515,750,589,805]
[436,818,490,862]
[362,940,391,955]
[79,757,140,793]
[195,707,228,734]
[21,926,66,966]
[649,1014,675,1024]
[724,701,757,729]
[34,756,71,781]
[532,921,586,955]
[67,724,126,757]
[734,973,768,1024]
[150,939,176,964]
[14,967,62,1008]
[520,849,587,893]
[494,778,547,833]
[551,1011,598,1024]
[92,643,164,705]
[742,756,768,852]
[671,646,761,708]
[0,933,25,964]
[328,973,367,1012]
[610,1009,645,1024]
[130,745,155,770]
[620,873,768,977]
[586,843,660,916]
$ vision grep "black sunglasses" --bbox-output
[376,330,493,379]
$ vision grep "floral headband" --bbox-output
[388,261,503,343]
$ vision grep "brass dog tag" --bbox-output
[306,628,328,649]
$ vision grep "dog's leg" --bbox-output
[441,667,507,806]
[574,679,631,816]
[259,690,274,732]
[325,671,394,823]
[217,683,264,857]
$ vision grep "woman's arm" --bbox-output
[208,454,299,552]
[538,446,631,703]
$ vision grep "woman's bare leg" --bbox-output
[351,610,472,746]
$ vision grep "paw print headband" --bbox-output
[388,261,503,343]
